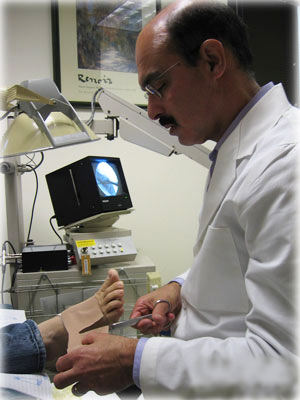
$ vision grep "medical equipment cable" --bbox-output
[21,152,44,246]
[49,215,63,244]
[24,152,44,170]
[86,88,103,127]
[24,166,38,246]
[1,240,18,304]
[1,242,7,304]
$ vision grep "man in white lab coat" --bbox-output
[54,1,299,398]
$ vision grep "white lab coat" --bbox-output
[139,84,299,399]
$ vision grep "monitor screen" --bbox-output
[46,156,132,227]
[91,159,123,197]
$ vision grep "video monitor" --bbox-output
[46,156,132,227]
[91,158,123,197]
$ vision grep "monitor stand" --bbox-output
[63,210,137,268]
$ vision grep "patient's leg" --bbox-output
[38,315,68,362]
[39,269,124,358]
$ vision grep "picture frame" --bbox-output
[52,0,160,107]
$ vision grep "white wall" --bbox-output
[0,0,208,305]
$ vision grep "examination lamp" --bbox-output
[0,78,100,267]
[0,78,98,157]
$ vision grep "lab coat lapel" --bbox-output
[194,84,291,254]
[236,84,291,160]
[194,129,239,252]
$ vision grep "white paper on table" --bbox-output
[0,309,26,328]
[0,373,53,400]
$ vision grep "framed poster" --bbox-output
[52,0,158,107]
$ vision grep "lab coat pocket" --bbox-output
[184,226,249,313]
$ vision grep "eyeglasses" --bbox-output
[144,61,180,99]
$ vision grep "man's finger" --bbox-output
[81,332,97,345]
[153,301,170,316]
[72,383,89,397]
[55,353,74,372]
[53,369,78,390]
[54,354,80,389]
[152,304,169,325]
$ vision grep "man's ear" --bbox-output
[198,39,226,79]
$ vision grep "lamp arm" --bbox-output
[52,98,91,138]
[19,101,56,147]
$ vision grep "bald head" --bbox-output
[135,7,168,73]
[136,0,253,74]
[136,0,188,67]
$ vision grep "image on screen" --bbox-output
[92,160,123,197]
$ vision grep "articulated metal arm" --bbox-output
[94,88,210,168]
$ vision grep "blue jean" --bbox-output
[0,320,46,374]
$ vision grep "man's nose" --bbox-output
[147,95,164,121]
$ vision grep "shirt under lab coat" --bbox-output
[139,84,299,399]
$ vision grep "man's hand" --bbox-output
[131,282,182,335]
[53,333,138,396]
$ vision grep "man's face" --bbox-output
[136,34,222,146]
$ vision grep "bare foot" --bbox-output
[95,269,124,325]
[39,269,125,358]
[61,269,125,350]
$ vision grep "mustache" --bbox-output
[158,115,177,128]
